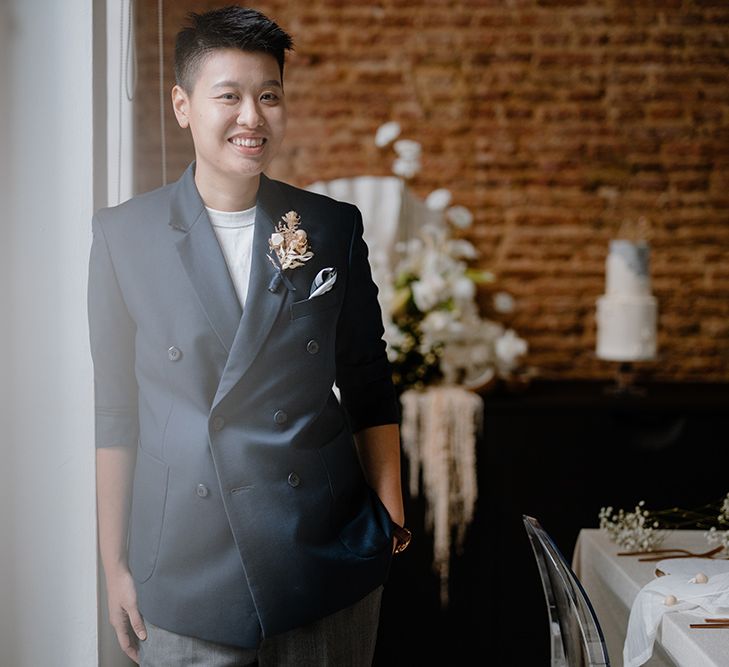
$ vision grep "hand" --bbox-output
[105,566,147,664]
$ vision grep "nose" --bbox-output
[236,97,263,128]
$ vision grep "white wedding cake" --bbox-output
[596,239,657,361]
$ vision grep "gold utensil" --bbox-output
[618,546,723,558]
[638,546,725,562]
[689,617,729,628]
[617,546,725,561]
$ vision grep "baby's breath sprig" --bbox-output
[705,492,729,552]
[599,501,667,551]
[599,492,729,554]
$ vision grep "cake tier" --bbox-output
[605,239,651,296]
[596,295,657,361]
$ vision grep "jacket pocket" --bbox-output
[127,446,170,583]
[318,428,392,558]
[290,287,340,320]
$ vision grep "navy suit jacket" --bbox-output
[87,161,400,647]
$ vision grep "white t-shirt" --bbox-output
[205,204,257,310]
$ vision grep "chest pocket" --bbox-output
[290,287,340,321]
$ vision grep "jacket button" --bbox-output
[168,346,182,361]
[196,484,209,498]
[212,415,225,431]
[273,410,288,425]
[306,339,319,354]
[287,472,300,488]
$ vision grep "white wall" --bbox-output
[0,1,99,664]
[0,0,17,660]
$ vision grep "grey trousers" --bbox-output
[138,586,383,667]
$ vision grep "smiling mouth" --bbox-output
[229,137,266,148]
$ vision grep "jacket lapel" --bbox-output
[169,163,292,411]
[170,162,242,355]
[212,173,291,409]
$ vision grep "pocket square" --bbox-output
[309,267,337,298]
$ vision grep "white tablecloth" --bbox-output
[572,529,729,667]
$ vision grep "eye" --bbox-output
[219,93,238,101]
[261,92,280,103]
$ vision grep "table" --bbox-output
[572,529,729,667]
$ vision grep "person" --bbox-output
[88,5,410,666]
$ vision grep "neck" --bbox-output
[194,166,260,211]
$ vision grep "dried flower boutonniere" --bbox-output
[268,210,314,271]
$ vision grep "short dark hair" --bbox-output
[174,5,294,93]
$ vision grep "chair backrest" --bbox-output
[523,515,611,667]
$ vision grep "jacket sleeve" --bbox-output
[335,205,400,433]
[87,211,140,448]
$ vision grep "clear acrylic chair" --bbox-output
[523,515,611,667]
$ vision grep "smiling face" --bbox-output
[172,48,287,209]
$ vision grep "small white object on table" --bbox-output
[572,529,729,667]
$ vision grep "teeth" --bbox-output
[231,137,265,147]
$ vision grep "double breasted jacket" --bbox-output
[87,161,400,648]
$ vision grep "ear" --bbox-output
[171,85,190,129]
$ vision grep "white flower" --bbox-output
[393,139,422,159]
[447,239,478,259]
[451,276,476,301]
[419,310,467,355]
[392,157,421,179]
[375,121,401,147]
[493,291,515,314]
[425,188,452,211]
[411,274,446,312]
[383,321,408,358]
[446,205,473,229]
[420,310,459,337]
[421,310,451,331]
[706,527,729,553]
[495,329,528,371]
[269,232,284,247]
[418,313,451,351]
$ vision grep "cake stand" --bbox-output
[603,360,648,397]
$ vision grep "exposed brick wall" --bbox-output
[134,0,729,382]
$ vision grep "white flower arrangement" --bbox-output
[373,122,533,603]
[599,492,729,554]
[599,501,667,551]
[374,122,530,393]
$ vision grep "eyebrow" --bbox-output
[211,79,282,90]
